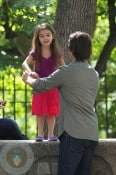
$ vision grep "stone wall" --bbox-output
[0,139,115,175]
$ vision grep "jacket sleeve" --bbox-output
[32,67,64,93]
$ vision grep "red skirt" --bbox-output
[32,88,60,117]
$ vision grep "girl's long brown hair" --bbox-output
[31,23,62,70]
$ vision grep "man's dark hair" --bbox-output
[68,31,92,61]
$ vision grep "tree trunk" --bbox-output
[54,0,97,63]
[53,0,97,137]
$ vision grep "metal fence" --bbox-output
[0,74,33,138]
[0,73,115,139]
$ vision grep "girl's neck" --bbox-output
[42,47,51,58]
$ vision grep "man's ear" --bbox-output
[68,50,74,60]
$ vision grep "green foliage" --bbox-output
[91,0,116,138]
[0,68,37,139]
[0,0,57,66]
[0,0,56,61]
[92,20,109,62]
[0,0,56,35]
[0,51,24,69]
[97,0,108,18]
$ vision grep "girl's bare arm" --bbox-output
[22,55,34,72]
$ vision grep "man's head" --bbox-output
[67,31,92,61]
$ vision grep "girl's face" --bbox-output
[38,29,54,47]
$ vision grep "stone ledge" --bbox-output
[0,139,115,175]
[92,139,116,175]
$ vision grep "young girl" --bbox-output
[22,23,64,141]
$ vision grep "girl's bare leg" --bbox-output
[47,116,56,138]
[37,116,45,137]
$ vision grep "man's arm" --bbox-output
[22,67,63,93]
